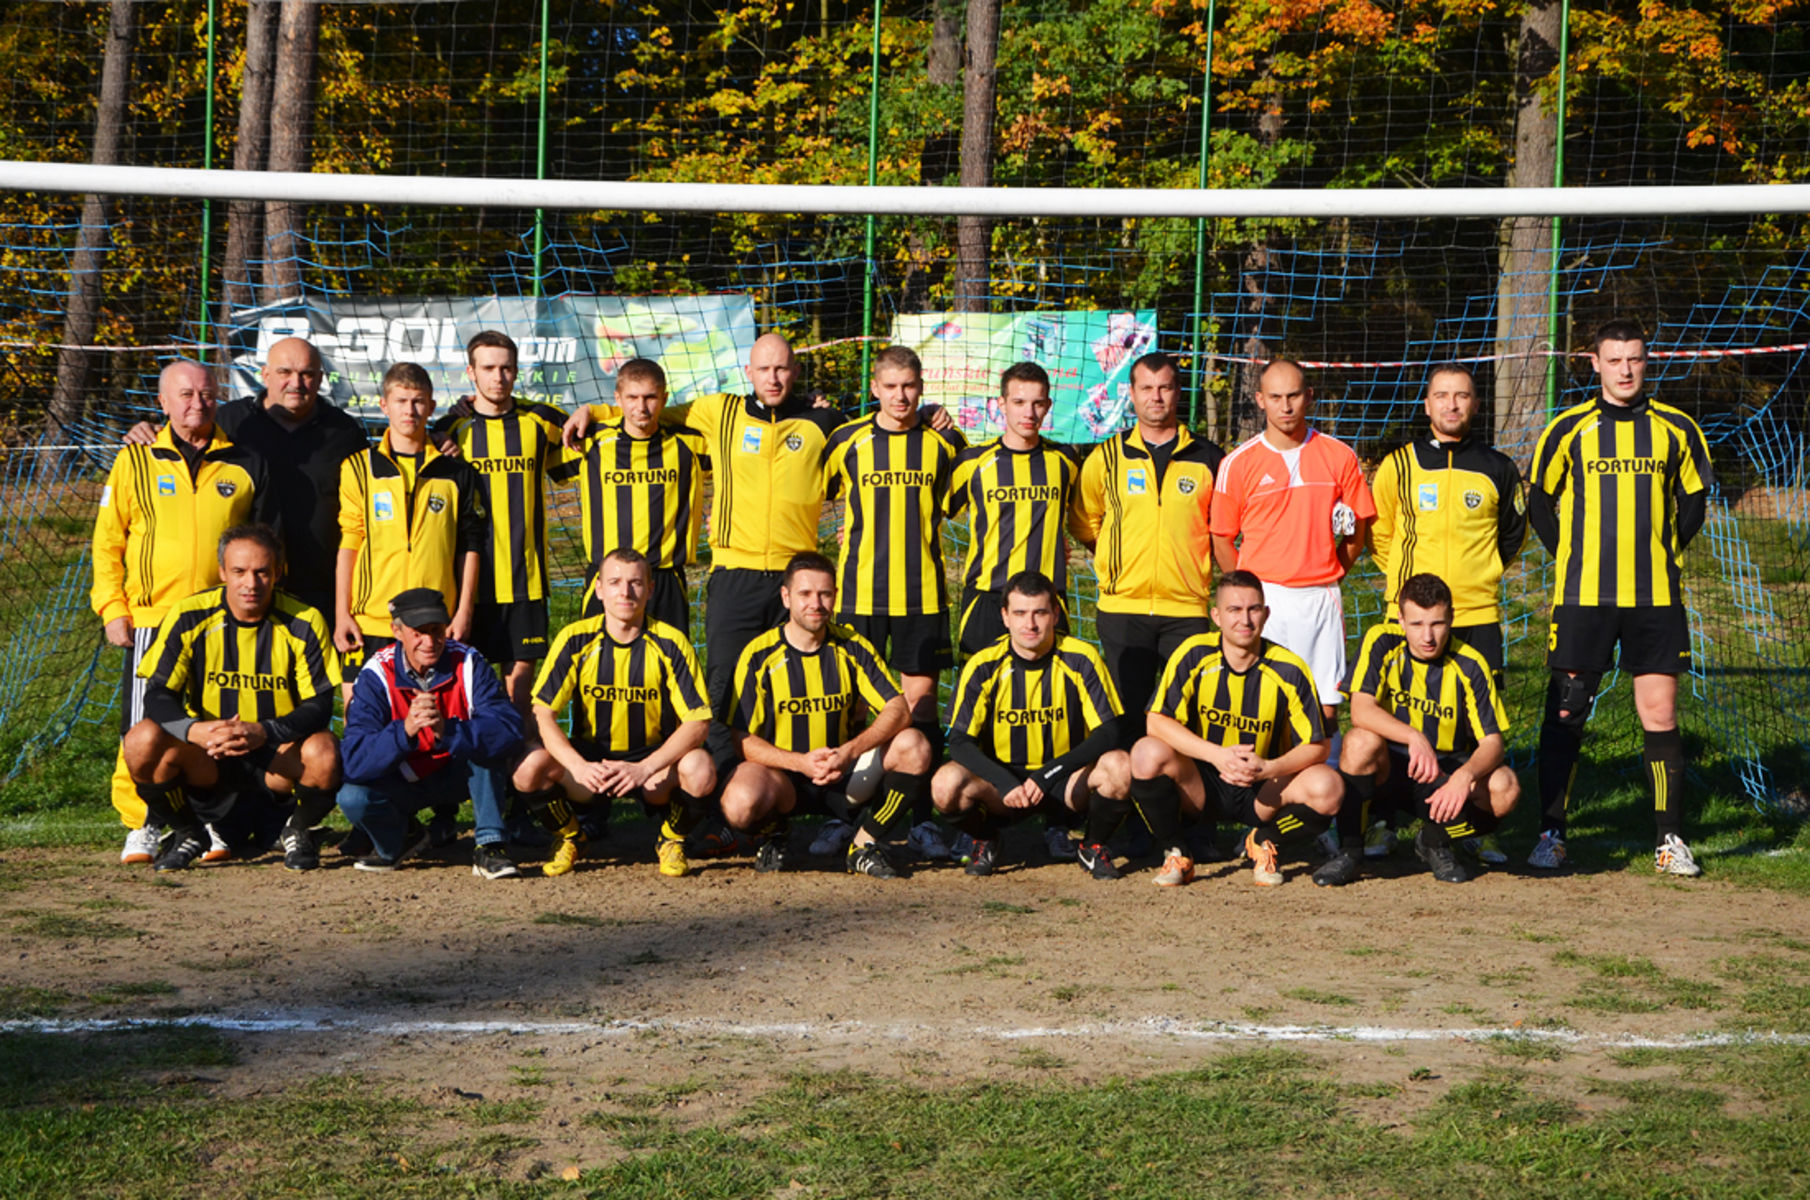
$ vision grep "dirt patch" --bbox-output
[6,827,1809,1173]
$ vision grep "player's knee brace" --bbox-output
[1543,670,1601,731]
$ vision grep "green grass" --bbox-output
[9,1036,1810,1197]
[1553,950,1724,1015]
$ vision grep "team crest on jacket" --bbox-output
[1463,490,1483,510]
[427,494,446,513]
[215,480,237,498]
[1177,476,1197,494]
[784,433,804,452]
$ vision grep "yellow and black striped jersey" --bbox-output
[591,392,842,571]
[729,622,900,754]
[1151,632,1324,759]
[437,401,566,604]
[1345,621,1507,756]
[1529,397,1713,607]
[822,415,967,615]
[90,426,270,626]
[550,418,709,571]
[1371,435,1527,625]
[947,438,1085,594]
[947,634,1122,771]
[338,432,487,636]
[139,586,340,722]
[532,615,711,754]
[1072,427,1223,617]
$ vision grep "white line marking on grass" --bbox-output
[6,1011,1810,1050]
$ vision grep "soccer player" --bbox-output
[1527,318,1714,876]
[1365,363,1526,863]
[334,362,486,683]
[1338,573,1520,884]
[94,359,272,865]
[720,552,933,878]
[1370,364,1527,676]
[821,345,967,859]
[947,361,1086,656]
[1209,359,1373,724]
[932,571,1133,879]
[120,525,341,872]
[1072,350,1224,717]
[1127,570,1346,887]
[513,548,716,879]
[434,331,569,714]
[563,333,843,735]
[551,357,708,634]
[338,588,525,877]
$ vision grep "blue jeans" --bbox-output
[337,758,507,860]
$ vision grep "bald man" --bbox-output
[565,333,845,750]
[95,359,274,863]
[128,337,368,618]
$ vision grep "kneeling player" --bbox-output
[1128,570,1345,887]
[513,548,717,878]
[932,571,1132,878]
[121,525,342,872]
[1338,573,1519,884]
[720,552,931,878]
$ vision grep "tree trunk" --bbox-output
[1232,64,1284,443]
[953,0,999,314]
[263,0,320,299]
[901,0,962,312]
[218,0,280,336]
[1493,0,1563,468]
[47,0,137,439]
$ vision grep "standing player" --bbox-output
[948,362,1086,656]
[1338,573,1520,884]
[821,345,966,859]
[1366,363,1526,862]
[1209,359,1374,723]
[334,362,487,682]
[513,548,717,878]
[93,359,272,864]
[1127,571,1347,887]
[1371,364,1527,676]
[551,358,708,633]
[435,331,568,714]
[1527,318,1714,876]
[1072,350,1224,718]
[720,552,933,878]
[121,525,341,872]
[564,334,843,737]
[932,571,1133,879]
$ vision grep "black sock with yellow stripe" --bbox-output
[859,771,926,843]
[1537,722,1580,840]
[134,781,178,829]
[288,786,337,833]
[1645,728,1685,840]
[1128,776,1182,847]
[1270,803,1330,845]
[1432,803,1498,844]
[664,789,703,839]
[524,787,577,837]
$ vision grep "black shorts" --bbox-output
[1547,604,1691,675]
[570,739,659,766]
[340,634,395,675]
[582,564,689,635]
[958,586,1069,658]
[840,612,953,677]
[1096,612,1213,714]
[1378,746,1471,811]
[779,768,854,819]
[193,744,282,823]
[471,599,550,665]
[1191,759,1263,826]
[1452,623,1505,675]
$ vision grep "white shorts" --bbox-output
[1257,580,1346,706]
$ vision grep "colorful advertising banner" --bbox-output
[226,295,757,415]
[890,309,1158,445]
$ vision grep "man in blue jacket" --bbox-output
[338,587,524,878]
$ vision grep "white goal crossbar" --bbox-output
[6,161,1810,220]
